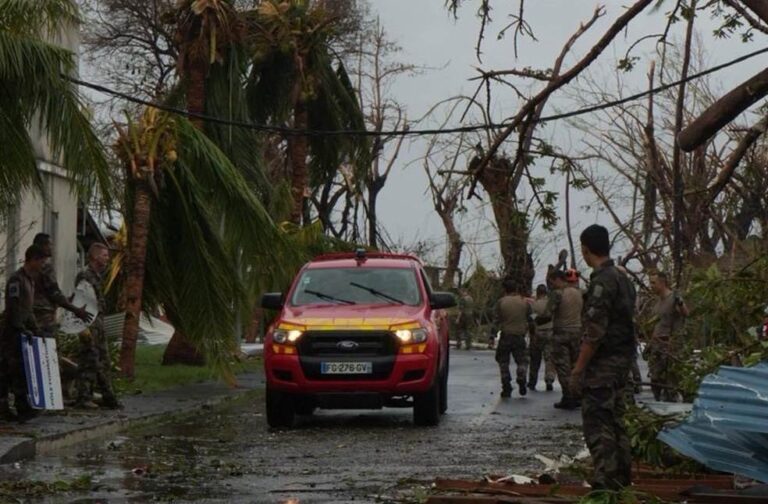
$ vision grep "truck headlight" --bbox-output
[273,328,303,344]
[394,328,427,344]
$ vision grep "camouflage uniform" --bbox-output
[74,266,117,406]
[581,260,637,490]
[544,286,583,402]
[33,262,70,335]
[0,268,39,417]
[648,292,685,401]
[456,293,475,350]
[530,297,556,389]
[495,294,531,394]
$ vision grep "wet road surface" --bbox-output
[0,349,586,503]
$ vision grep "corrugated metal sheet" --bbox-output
[658,361,768,483]
[103,312,126,341]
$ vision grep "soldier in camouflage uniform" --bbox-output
[538,270,583,409]
[32,234,91,335]
[495,279,533,398]
[648,272,688,402]
[0,245,49,422]
[570,225,637,491]
[74,243,120,409]
[455,290,475,350]
[529,284,556,391]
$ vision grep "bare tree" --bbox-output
[565,41,768,272]
[79,0,178,102]
[422,132,468,289]
[345,19,416,248]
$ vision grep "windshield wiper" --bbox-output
[304,289,356,305]
[349,282,405,305]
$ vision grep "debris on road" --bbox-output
[428,471,768,503]
[658,361,768,483]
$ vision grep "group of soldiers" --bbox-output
[0,234,119,423]
[486,224,688,491]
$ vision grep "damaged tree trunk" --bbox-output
[475,156,533,294]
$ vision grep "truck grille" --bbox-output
[298,330,396,380]
[298,330,396,357]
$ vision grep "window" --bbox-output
[291,268,422,306]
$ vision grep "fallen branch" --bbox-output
[678,67,768,151]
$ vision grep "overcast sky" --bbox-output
[366,1,768,282]
[76,1,768,282]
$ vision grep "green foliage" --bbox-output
[246,0,370,190]
[637,256,768,402]
[624,404,701,471]
[114,345,262,395]
[685,257,768,348]
[462,264,502,327]
[0,475,92,501]
[0,0,112,209]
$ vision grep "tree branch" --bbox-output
[467,0,655,198]
[678,67,768,151]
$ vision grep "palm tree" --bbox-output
[246,0,369,226]
[0,0,112,209]
[114,106,285,379]
[172,0,243,127]
[163,0,279,365]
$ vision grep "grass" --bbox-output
[114,345,262,395]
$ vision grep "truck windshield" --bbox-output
[291,268,422,307]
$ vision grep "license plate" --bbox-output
[321,362,373,374]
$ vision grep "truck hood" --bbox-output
[280,304,424,330]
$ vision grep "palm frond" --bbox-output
[0,28,113,208]
[245,50,295,123]
[0,98,42,207]
[204,47,272,199]
[118,113,294,374]
[0,0,79,36]
[306,53,370,187]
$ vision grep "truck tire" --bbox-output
[294,395,317,416]
[266,387,295,428]
[439,352,449,414]
[413,378,441,426]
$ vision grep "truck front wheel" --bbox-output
[266,387,295,428]
[413,378,441,426]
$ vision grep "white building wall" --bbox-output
[1,20,82,296]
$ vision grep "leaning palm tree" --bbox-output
[162,0,279,365]
[246,0,369,226]
[0,0,112,209]
[114,106,285,379]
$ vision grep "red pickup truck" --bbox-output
[261,250,456,428]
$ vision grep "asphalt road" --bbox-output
[2,349,588,503]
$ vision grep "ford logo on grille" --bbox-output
[337,340,359,351]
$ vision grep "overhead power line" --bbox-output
[68,45,768,138]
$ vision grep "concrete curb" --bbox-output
[0,373,264,465]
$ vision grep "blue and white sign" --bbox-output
[21,335,64,410]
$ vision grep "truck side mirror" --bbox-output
[261,292,284,310]
[430,292,456,310]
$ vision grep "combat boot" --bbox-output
[553,398,580,410]
[518,380,527,396]
[545,382,554,392]
[500,384,512,398]
[99,395,123,410]
[15,401,39,423]
[74,399,99,410]
[0,401,16,422]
